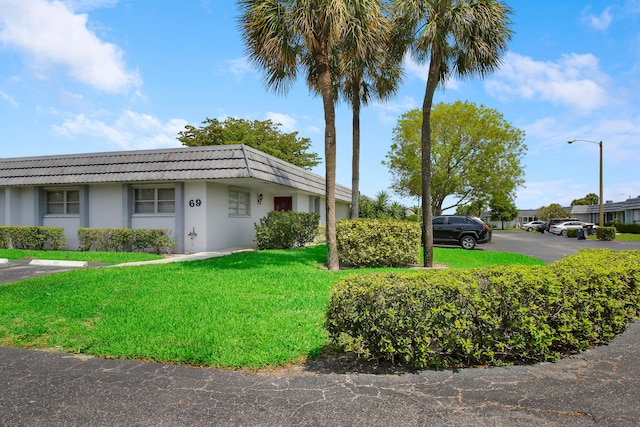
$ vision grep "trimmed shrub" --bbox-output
[615,223,640,234]
[254,211,320,250]
[325,249,640,369]
[78,228,176,253]
[0,226,66,250]
[596,226,616,241]
[336,219,420,268]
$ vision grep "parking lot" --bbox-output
[481,230,640,263]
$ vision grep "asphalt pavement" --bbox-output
[2,233,640,426]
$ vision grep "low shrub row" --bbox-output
[0,226,66,250]
[614,223,640,234]
[254,211,319,250]
[325,249,640,369]
[336,219,420,267]
[78,228,176,254]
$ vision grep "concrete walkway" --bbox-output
[111,246,256,267]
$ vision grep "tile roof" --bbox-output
[0,145,352,202]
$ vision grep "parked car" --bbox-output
[549,220,597,236]
[543,217,580,233]
[431,215,492,249]
[522,220,545,232]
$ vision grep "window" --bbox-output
[46,190,79,215]
[309,196,320,214]
[134,187,175,214]
[449,216,465,224]
[229,188,250,217]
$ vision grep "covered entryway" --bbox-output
[274,196,292,211]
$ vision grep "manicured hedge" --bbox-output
[254,211,320,250]
[614,223,640,234]
[596,226,616,241]
[325,249,640,369]
[336,219,420,267]
[78,228,176,254]
[0,226,66,250]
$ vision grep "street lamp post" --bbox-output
[567,139,604,227]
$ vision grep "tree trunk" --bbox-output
[316,46,339,271]
[421,50,441,268]
[350,80,361,218]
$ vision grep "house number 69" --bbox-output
[189,199,202,207]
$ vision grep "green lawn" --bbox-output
[0,245,542,369]
[0,249,163,263]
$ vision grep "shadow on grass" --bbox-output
[185,245,329,271]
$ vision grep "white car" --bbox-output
[549,221,597,236]
[522,220,545,232]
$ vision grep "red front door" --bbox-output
[274,196,292,211]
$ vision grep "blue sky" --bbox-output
[1,1,639,211]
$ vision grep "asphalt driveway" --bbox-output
[0,259,83,284]
[480,230,640,263]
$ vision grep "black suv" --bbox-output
[431,215,492,249]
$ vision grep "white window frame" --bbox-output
[45,189,80,216]
[133,186,176,215]
[229,187,251,217]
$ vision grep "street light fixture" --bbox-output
[567,139,604,227]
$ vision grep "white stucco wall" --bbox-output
[183,181,208,253]
[205,183,262,250]
[17,187,35,226]
[89,184,123,228]
[0,189,5,225]
[43,216,80,249]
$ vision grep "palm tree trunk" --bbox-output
[316,46,339,271]
[351,80,361,218]
[421,50,441,268]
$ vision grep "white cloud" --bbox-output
[581,6,613,31]
[53,111,187,150]
[403,53,459,89]
[225,57,253,80]
[485,52,610,113]
[305,125,321,135]
[266,112,297,132]
[0,91,19,108]
[0,0,141,93]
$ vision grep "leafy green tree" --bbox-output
[489,194,519,229]
[385,101,525,215]
[571,193,599,206]
[391,0,513,267]
[238,0,388,270]
[536,204,569,220]
[455,199,488,217]
[177,117,320,169]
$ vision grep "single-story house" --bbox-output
[569,197,640,225]
[0,144,352,253]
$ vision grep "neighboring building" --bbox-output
[0,145,351,253]
[485,197,640,229]
[569,197,640,225]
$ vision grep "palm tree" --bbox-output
[238,0,388,270]
[392,0,513,267]
[334,5,403,218]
